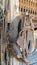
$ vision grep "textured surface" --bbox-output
[28,49,37,65]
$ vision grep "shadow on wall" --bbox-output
[18,19,21,34]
